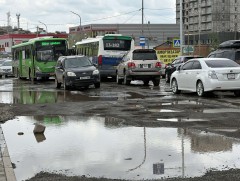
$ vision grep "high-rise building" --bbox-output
[176,0,240,45]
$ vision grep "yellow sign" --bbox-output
[156,49,180,64]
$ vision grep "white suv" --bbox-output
[116,49,161,86]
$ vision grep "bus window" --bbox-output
[103,39,131,51]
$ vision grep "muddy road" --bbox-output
[1,78,240,181]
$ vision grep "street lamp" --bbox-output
[70,11,81,31]
[39,21,48,33]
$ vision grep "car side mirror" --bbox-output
[176,65,181,71]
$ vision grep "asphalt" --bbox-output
[0,125,16,181]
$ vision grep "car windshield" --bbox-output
[65,57,92,68]
[205,59,240,68]
[2,61,12,66]
[133,52,157,60]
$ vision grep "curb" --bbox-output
[0,125,16,181]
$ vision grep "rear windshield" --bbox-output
[65,57,92,68]
[133,52,157,60]
[205,59,240,68]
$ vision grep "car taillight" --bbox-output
[98,55,102,66]
[155,62,161,68]
[128,62,136,69]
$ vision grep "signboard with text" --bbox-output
[156,48,180,64]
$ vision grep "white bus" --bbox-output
[75,34,135,79]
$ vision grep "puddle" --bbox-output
[2,116,240,180]
[203,108,240,113]
[0,89,145,104]
[149,109,182,113]
[157,118,209,122]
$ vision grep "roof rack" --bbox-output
[218,40,240,49]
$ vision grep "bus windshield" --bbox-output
[36,40,66,62]
[103,39,131,51]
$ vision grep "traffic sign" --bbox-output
[140,36,145,46]
[173,39,180,48]
[182,45,194,54]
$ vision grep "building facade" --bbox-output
[176,0,240,46]
[0,33,68,53]
[68,24,180,48]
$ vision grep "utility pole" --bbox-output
[198,0,201,56]
[180,0,184,55]
[39,21,48,33]
[141,0,145,49]
[16,13,20,30]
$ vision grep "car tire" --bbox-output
[55,76,61,89]
[196,81,205,97]
[94,82,100,88]
[234,90,240,97]
[172,79,181,94]
[152,78,160,86]
[143,80,149,86]
[124,74,131,85]
[116,74,123,85]
[165,73,170,83]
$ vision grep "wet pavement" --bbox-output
[2,116,240,181]
[1,78,240,180]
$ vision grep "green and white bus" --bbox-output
[75,34,135,79]
[12,36,68,80]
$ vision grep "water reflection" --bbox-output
[2,116,240,181]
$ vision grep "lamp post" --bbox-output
[70,11,81,31]
[39,21,48,33]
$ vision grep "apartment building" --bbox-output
[176,0,240,45]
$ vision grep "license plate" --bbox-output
[80,76,90,80]
[143,64,148,68]
[227,73,235,79]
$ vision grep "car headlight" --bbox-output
[67,72,76,76]
[93,69,99,75]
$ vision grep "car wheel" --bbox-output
[55,76,61,89]
[172,79,181,94]
[234,90,240,97]
[152,78,160,86]
[165,73,170,83]
[63,77,69,90]
[196,81,205,97]
[94,82,100,88]
[124,74,131,85]
[143,80,149,86]
[116,74,123,85]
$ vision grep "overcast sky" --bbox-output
[0,0,176,33]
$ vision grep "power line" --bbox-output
[82,9,141,23]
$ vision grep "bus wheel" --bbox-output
[55,77,61,89]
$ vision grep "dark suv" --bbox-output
[165,55,203,82]
[208,40,240,64]
[55,55,100,90]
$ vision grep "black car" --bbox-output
[165,55,203,82]
[208,40,240,64]
[55,55,100,90]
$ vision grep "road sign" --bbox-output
[140,36,145,46]
[173,39,181,48]
[182,45,194,54]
